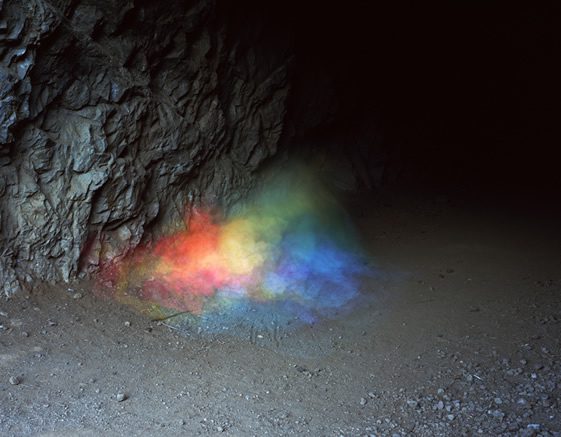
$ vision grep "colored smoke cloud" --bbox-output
[99,164,371,330]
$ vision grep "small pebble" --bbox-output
[124,321,131,327]
[21,331,29,337]
[9,376,21,385]
[116,393,127,402]
[360,397,367,405]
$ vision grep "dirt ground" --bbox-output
[1,192,560,436]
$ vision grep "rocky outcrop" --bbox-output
[0,0,292,295]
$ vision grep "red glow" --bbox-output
[151,209,235,297]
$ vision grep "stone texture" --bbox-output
[0,0,292,295]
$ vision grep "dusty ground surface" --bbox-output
[1,192,560,436]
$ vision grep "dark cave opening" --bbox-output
[0,0,559,290]
[287,0,561,196]
[1,0,560,292]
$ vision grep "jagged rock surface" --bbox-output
[0,0,292,295]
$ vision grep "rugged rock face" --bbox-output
[0,0,294,295]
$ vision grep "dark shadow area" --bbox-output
[272,1,561,200]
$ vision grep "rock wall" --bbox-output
[0,0,292,295]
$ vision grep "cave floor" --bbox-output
[1,193,560,436]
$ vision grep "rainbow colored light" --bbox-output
[98,167,371,330]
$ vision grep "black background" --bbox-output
[241,1,561,197]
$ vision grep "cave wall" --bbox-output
[0,0,294,295]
